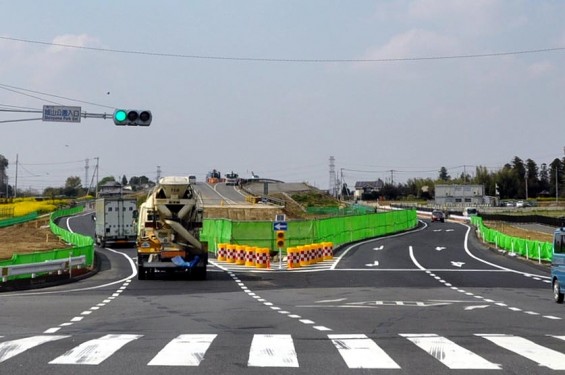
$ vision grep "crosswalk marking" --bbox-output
[49,334,142,365]
[1,332,564,369]
[329,334,400,369]
[148,334,217,366]
[0,335,69,363]
[401,333,500,370]
[248,334,298,367]
[477,334,565,370]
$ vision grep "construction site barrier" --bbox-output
[298,246,308,267]
[217,243,227,262]
[245,246,256,267]
[286,247,301,269]
[323,242,334,260]
[255,248,270,268]
[201,210,417,257]
[226,244,236,263]
[0,206,94,282]
[235,245,246,265]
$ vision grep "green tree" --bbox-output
[511,156,526,198]
[525,159,539,198]
[438,167,450,182]
[63,176,82,197]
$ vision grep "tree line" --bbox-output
[352,155,565,201]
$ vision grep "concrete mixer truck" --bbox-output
[136,176,208,280]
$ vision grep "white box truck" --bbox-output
[95,197,138,247]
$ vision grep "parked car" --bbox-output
[431,210,445,223]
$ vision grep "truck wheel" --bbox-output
[554,280,564,304]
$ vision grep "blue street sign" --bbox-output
[273,221,288,231]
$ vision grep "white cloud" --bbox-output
[527,61,554,78]
[354,28,460,72]
[48,34,101,54]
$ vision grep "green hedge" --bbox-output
[471,216,552,261]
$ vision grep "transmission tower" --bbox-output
[329,156,337,197]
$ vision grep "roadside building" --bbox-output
[434,184,485,206]
[354,179,384,201]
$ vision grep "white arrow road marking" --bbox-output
[435,247,447,251]
[465,305,490,311]
[365,261,379,267]
[373,245,384,251]
[451,262,465,268]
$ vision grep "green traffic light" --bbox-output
[114,110,127,122]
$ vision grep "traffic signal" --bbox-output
[275,230,285,248]
[113,109,152,126]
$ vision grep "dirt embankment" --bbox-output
[0,217,71,261]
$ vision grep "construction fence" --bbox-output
[201,209,418,255]
[0,206,95,281]
[471,215,553,262]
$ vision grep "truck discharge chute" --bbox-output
[136,176,207,280]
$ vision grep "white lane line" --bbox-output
[50,334,142,365]
[478,334,565,370]
[248,334,298,367]
[0,335,69,363]
[313,326,332,331]
[401,333,500,370]
[148,334,217,366]
[44,327,61,334]
[329,334,400,369]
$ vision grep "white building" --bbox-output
[435,184,485,206]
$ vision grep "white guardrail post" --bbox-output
[0,255,86,282]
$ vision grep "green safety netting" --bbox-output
[0,212,38,228]
[306,204,376,216]
[201,209,418,254]
[0,206,95,281]
[471,216,552,261]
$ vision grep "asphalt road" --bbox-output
[1,215,564,374]
[194,181,249,205]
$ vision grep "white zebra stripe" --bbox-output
[477,334,565,370]
[49,334,141,365]
[0,335,69,363]
[248,334,298,367]
[401,333,500,369]
[329,334,400,369]
[148,334,216,366]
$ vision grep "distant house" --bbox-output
[354,179,384,200]
[98,181,124,197]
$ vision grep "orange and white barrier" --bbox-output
[217,243,227,262]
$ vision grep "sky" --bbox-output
[1,0,565,193]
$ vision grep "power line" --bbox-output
[0,83,114,109]
[1,35,564,63]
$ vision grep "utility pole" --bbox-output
[85,158,89,191]
[156,165,161,182]
[14,154,18,198]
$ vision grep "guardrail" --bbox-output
[1,255,86,282]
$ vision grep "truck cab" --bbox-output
[552,227,565,303]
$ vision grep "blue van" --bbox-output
[552,227,565,303]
